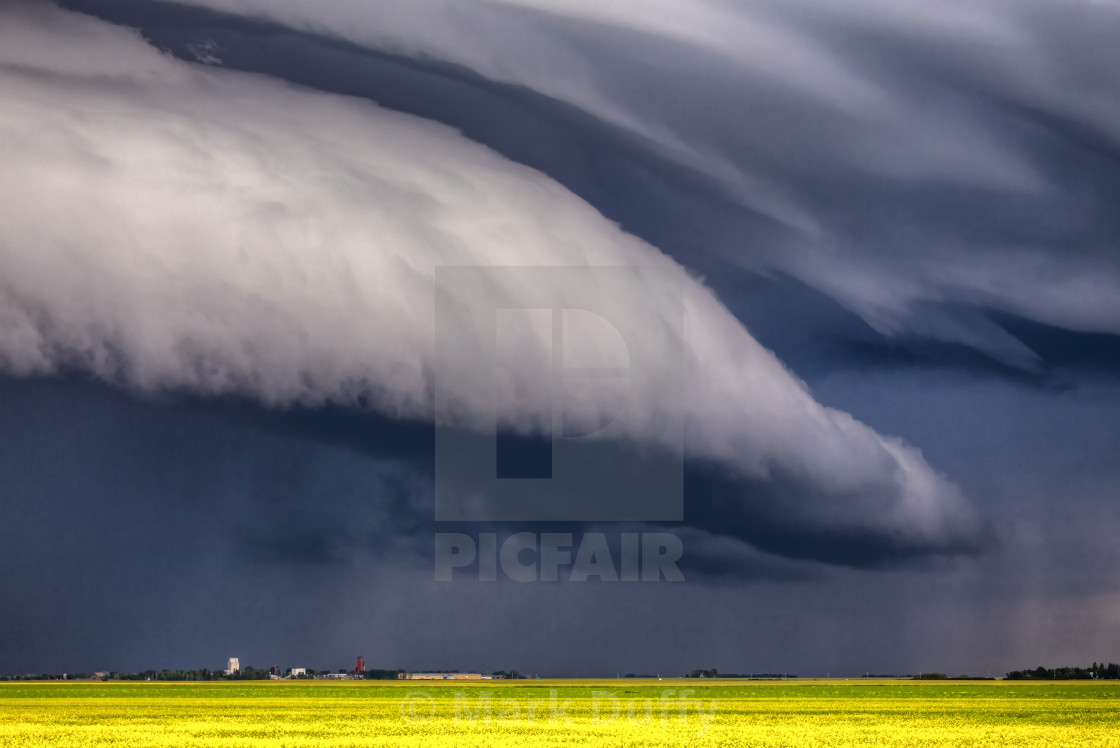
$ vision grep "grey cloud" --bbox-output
[147,0,1120,365]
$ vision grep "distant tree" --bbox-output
[364,669,401,680]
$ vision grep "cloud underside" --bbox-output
[0,2,991,568]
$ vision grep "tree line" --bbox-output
[1005,663,1120,680]
[108,667,274,681]
[686,669,797,678]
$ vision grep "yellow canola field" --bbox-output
[2,679,1119,747]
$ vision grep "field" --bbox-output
[2,679,1119,747]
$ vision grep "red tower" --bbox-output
[355,656,365,675]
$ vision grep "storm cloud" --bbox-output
[0,0,1117,677]
[1,0,983,559]
[120,0,1120,367]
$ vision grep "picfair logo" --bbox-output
[434,266,683,522]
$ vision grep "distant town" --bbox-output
[0,657,537,682]
[3,661,1119,682]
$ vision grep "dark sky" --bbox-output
[1,0,1118,677]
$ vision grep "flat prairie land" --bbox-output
[2,678,1119,747]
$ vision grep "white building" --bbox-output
[226,658,240,675]
[290,668,306,677]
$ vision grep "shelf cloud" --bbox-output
[0,1,983,560]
